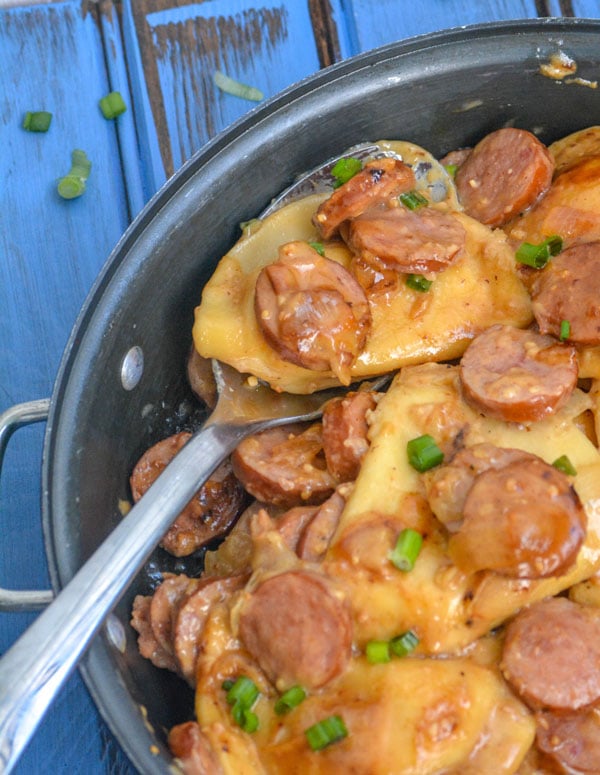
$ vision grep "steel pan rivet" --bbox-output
[121,346,144,391]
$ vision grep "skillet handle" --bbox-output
[0,399,54,612]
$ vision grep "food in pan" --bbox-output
[131,125,600,774]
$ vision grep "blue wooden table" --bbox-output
[1,0,599,772]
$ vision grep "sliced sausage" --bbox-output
[449,456,586,578]
[231,422,336,508]
[130,432,247,557]
[297,489,346,562]
[313,157,416,239]
[438,147,472,170]
[174,575,246,685]
[424,443,537,532]
[272,505,319,552]
[187,346,217,408]
[322,390,377,482]
[149,574,201,660]
[501,597,600,711]
[255,241,371,384]
[536,708,600,774]
[532,242,600,346]
[347,205,466,275]
[454,127,554,226]
[130,594,180,673]
[238,569,352,689]
[168,721,223,775]
[459,324,578,423]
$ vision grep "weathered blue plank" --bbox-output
[571,0,600,15]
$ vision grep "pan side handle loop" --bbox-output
[0,399,54,612]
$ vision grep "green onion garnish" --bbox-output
[399,190,428,210]
[222,679,235,691]
[406,274,432,292]
[407,434,444,472]
[22,111,52,132]
[559,319,571,341]
[232,703,259,732]
[214,70,264,102]
[553,454,577,476]
[99,91,127,119]
[389,528,424,572]
[515,235,563,268]
[390,630,419,657]
[225,676,259,708]
[57,149,91,200]
[331,157,362,188]
[309,242,326,256]
[274,685,307,715]
[444,163,458,177]
[365,640,391,664]
[305,715,348,751]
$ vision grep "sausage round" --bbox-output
[454,127,554,226]
[130,432,247,556]
[231,422,336,508]
[297,490,346,562]
[130,594,180,673]
[348,205,466,275]
[536,708,600,773]
[459,324,578,423]
[168,721,223,775]
[532,241,600,346]
[501,597,600,710]
[254,241,372,384]
[238,569,352,689]
[322,390,377,482]
[313,157,416,239]
[449,456,586,578]
[148,574,200,660]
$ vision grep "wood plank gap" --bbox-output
[535,0,551,15]
[559,0,575,15]
[308,0,342,68]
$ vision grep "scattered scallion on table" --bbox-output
[22,110,52,132]
[515,234,563,268]
[214,70,264,102]
[57,149,91,200]
[305,715,348,751]
[99,91,127,119]
[389,527,423,572]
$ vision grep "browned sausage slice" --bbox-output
[536,708,600,773]
[449,456,586,578]
[313,157,416,239]
[322,390,377,482]
[174,575,246,684]
[187,345,217,408]
[532,242,600,346]
[148,574,200,660]
[168,721,223,775]
[454,127,554,226]
[255,241,371,384]
[130,432,247,556]
[297,489,346,562]
[238,569,352,689]
[231,422,336,508]
[501,597,600,711]
[459,324,578,423]
[130,594,180,673]
[348,205,466,274]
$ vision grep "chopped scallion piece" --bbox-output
[57,149,91,200]
[553,454,577,476]
[331,157,362,188]
[275,685,307,715]
[444,163,458,177]
[99,91,127,119]
[390,630,419,657]
[399,190,428,210]
[389,528,423,572]
[225,676,259,709]
[232,703,260,733]
[309,241,326,256]
[365,640,391,664]
[22,110,52,132]
[407,433,444,472]
[406,273,432,292]
[559,319,571,341]
[221,679,235,691]
[515,235,563,268]
[305,715,348,751]
[214,70,264,101]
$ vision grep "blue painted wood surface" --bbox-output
[2,0,600,773]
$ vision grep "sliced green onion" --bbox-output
[399,190,428,210]
[225,676,259,708]
[232,703,260,733]
[444,163,458,177]
[22,110,52,132]
[309,241,326,256]
[407,433,444,472]
[365,640,391,664]
[274,685,307,715]
[515,235,563,268]
[214,70,264,101]
[221,679,235,691]
[559,319,571,341]
[553,454,577,476]
[99,91,127,119]
[406,273,432,292]
[57,149,91,200]
[331,157,362,188]
[305,715,348,751]
[389,528,423,572]
[390,630,419,657]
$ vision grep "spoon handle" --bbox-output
[0,421,248,773]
